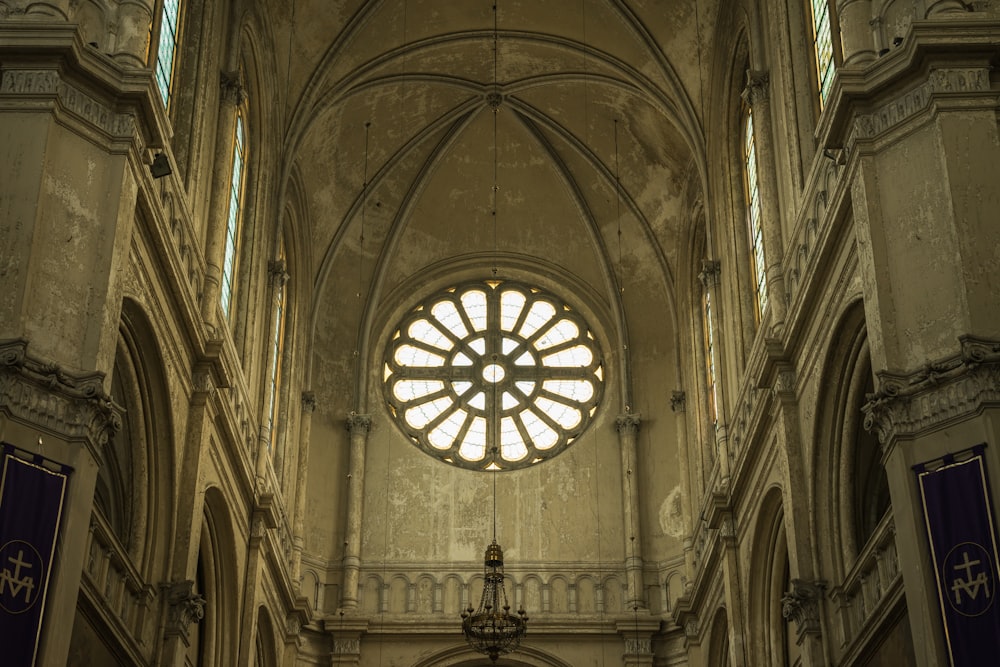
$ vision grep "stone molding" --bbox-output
[781,579,825,641]
[162,579,206,643]
[346,412,372,434]
[0,67,135,138]
[863,336,1000,446]
[0,338,121,449]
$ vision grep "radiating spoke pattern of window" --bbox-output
[220,112,246,318]
[809,0,834,109]
[744,110,769,320]
[155,0,182,108]
[384,280,604,470]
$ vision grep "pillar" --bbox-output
[201,71,245,328]
[743,71,788,332]
[837,0,876,66]
[616,412,645,611]
[292,391,317,591]
[341,413,372,610]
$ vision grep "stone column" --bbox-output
[292,391,316,590]
[670,391,697,593]
[769,365,827,667]
[617,617,660,667]
[742,71,787,332]
[699,259,732,488]
[616,412,645,611]
[341,413,372,610]
[325,615,369,666]
[836,0,876,66]
[201,71,246,328]
[254,259,290,489]
[111,0,155,67]
[718,516,748,667]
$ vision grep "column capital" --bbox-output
[268,259,290,288]
[670,391,687,413]
[698,259,721,288]
[781,579,826,642]
[616,412,642,434]
[161,580,206,645]
[301,391,317,413]
[219,70,247,105]
[346,412,372,434]
[742,69,770,106]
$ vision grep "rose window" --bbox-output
[383,280,604,470]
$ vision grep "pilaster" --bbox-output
[341,413,372,610]
[616,412,645,611]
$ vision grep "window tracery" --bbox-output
[383,280,604,470]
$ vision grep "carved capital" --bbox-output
[863,336,1000,448]
[268,259,290,288]
[742,69,770,106]
[624,636,652,656]
[0,339,121,451]
[346,412,372,435]
[698,259,721,288]
[163,580,206,643]
[773,367,796,399]
[219,70,247,105]
[683,615,699,639]
[781,579,825,640]
[301,391,317,413]
[670,391,686,413]
[615,412,641,435]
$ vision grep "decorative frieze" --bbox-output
[0,339,120,449]
[854,67,991,140]
[0,68,135,138]
[863,336,1000,447]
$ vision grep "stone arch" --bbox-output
[707,606,731,666]
[254,606,280,667]
[747,486,796,666]
[196,485,241,667]
[410,643,574,667]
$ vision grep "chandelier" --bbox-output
[461,457,528,661]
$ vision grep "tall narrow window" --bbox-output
[809,0,835,109]
[743,109,768,321]
[155,0,183,108]
[703,291,718,425]
[266,242,288,451]
[221,112,247,318]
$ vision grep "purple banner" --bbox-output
[0,444,70,667]
[916,446,1000,665]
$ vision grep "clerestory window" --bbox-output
[383,280,604,471]
[221,111,247,318]
[743,109,768,322]
[154,0,183,109]
[808,0,835,110]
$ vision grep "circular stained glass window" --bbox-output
[383,280,604,470]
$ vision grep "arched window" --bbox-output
[703,291,718,425]
[265,239,288,452]
[743,109,768,322]
[808,0,835,109]
[154,0,183,109]
[221,110,247,318]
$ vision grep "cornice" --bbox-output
[0,338,120,454]
[862,336,1000,450]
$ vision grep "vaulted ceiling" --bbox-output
[262,0,719,406]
